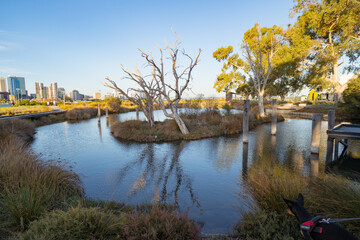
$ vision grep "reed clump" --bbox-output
[65,107,99,120]
[235,163,360,238]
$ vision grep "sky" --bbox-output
[0,0,297,98]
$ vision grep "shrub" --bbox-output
[233,210,301,240]
[222,103,232,116]
[14,206,125,240]
[122,206,201,240]
[105,97,124,113]
[65,107,98,120]
[340,77,360,117]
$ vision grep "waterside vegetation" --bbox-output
[0,119,201,240]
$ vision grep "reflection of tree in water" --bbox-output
[114,141,201,211]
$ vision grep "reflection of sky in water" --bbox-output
[31,111,359,234]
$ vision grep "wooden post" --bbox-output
[334,140,339,161]
[97,104,101,122]
[242,143,248,178]
[271,99,277,135]
[136,107,139,121]
[105,107,109,118]
[310,113,323,154]
[325,110,335,164]
[310,153,319,177]
[243,100,250,143]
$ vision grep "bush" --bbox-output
[65,107,98,120]
[341,77,360,117]
[233,210,301,240]
[14,206,125,240]
[222,103,232,116]
[105,97,123,113]
[123,206,201,240]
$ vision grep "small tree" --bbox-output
[105,66,157,127]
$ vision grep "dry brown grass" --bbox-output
[111,109,284,142]
[65,107,99,120]
[0,119,36,143]
[0,106,52,116]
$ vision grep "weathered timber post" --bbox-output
[325,110,335,164]
[271,135,276,165]
[310,153,319,177]
[105,107,109,118]
[136,107,139,121]
[271,99,277,135]
[243,100,250,143]
[97,104,101,122]
[242,142,248,178]
[310,113,323,154]
[334,141,339,161]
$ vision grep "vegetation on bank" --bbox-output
[111,108,284,142]
[0,119,201,240]
[234,163,360,239]
[0,106,53,117]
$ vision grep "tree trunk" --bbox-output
[173,113,189,134]
[258,90,265,117]
[333,59,341,103]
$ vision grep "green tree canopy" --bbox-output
[292,0,360,100]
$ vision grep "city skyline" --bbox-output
[0,0,297,98]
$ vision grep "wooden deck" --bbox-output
[326,123,360,164]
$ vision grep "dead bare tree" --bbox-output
[104,66,157,127]
[139,36,201,134]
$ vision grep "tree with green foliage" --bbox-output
[292,0,360,101]
[340,77,360,116]
[214,24,309,116]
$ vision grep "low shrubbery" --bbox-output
[65,107,99,120]
[111,109,284,142]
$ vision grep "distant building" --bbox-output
[35,82,44,99]
[49,82,58,100]
[0,92,9,100]
[69,90,82,101]
[58,88,65,99]
[30,93,36,99]
[43,86,47,99]
[7,76,26,99]
[0,77,6,92]
[93,92,101,99]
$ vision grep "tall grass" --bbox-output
[65,107,98,120]
[0,106,52,116]
[237,163,360,237]
[0,136,83,231]
[0,119,35,143]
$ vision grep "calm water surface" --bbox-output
[31,110,359,234]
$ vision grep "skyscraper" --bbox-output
[58,88,65,99]
[0,77,6,92]
[7,76,26,99]
[35,82,44,99]
[50,82,58,100]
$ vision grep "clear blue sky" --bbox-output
[0,0,295,97]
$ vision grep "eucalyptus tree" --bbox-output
[292,0,360,101]
[214,24,294,116]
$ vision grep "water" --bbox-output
[31,110,359,234]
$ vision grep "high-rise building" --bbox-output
[58,88,65,99]
[0,77,6,92]
[35,82,44,99]
[43,86,47,99]
[70,90,80,101]
[49,82,58,100]
[7,76,26,99]
[46,86,51,99]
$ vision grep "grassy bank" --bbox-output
[111,108,284,142]
[0,119,201,240]
[234,163,360,239]
[0,106,53,117]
